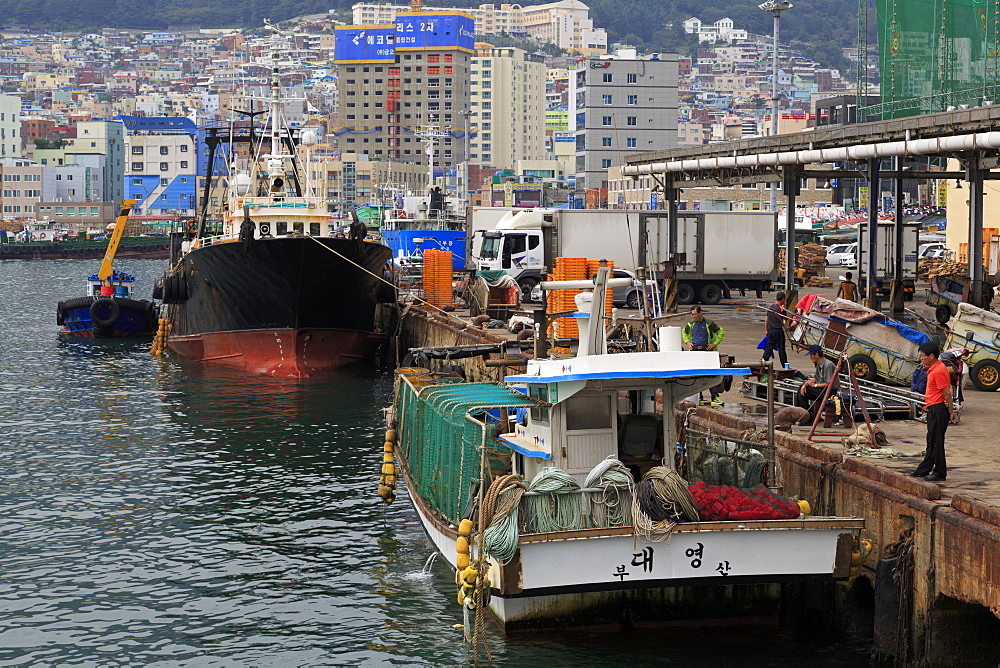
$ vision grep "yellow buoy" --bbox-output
[798,499,812,515]
[457,588,466,606]
[462,567,478,585]
[456,552,470,570]
[383,442,394,452]
[458,519,474,536]
[381,463,395,475]
[383,452,395,464]
[383,474,396,487]
[385,429,397,442]
[456,536,470,554]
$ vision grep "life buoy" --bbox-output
[39,232,46,239]
[90,297,120,329]
[30,235,37,241]
[397,210,407,219]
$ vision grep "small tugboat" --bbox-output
[384,266,864,632]
[56,199,158,338]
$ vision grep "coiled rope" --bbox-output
[584,457,635,528]
[633,467,700,542]
[525,467,581,533]
[480,474,526,565]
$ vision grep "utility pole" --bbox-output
[458,107,472,209]
[760,0,792,214]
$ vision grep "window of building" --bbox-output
[602,137,612,147]
[602,94,612,105]
[180,161,188,169]
[160,162,168,171]
[626,137,636,148]
[160,178,168,186]
[180,144,188,152]
[602,116,612,126]
[627,73,637,84]
[602,73,612,82]
[627,116,637,126]
[131,146,143,154]
[601,159,612,168]
[627,95,637,105]
[131,162,142,171]
[160,146,168,155]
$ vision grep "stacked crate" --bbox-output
[547,257,589,339]
[421,250,453,308]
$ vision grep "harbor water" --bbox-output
[0,259,871,665]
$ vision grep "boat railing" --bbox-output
[683,429,779,490]
[196,233,241,248]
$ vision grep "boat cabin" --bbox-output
[86,271,136,298]
[502,348,742,484]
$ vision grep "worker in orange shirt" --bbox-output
[908,342,957,482]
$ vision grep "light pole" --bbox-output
[759,0,792,213]
[458,107,472,209]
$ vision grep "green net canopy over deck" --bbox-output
[396,379,535,525]
[877,0,1000,118]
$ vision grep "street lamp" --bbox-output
[458,107,472,209]
[759,0,792,213]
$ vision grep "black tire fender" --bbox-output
[970,359,1000,391]
[90,297,120,329]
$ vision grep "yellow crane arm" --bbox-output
[97,199,138,283]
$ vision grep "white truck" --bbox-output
[858,221,918,302]
[467,208,777,305]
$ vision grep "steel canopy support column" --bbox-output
[890,155,905,316]
[783,166,800,295]
[968,153,985,307]
[664,181,680,312]
[865,158,880,309]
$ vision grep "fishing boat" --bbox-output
[379,186,467,270]
[56,199,159,338]
[158,28,393,377]
[1,222,169,260]
[384,267,864,632]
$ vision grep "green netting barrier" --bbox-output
[871,0,1000,120]
[396,379,535,525]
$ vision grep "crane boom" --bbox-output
[97,199,139,283]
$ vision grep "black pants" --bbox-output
[795,383,828,414]
[914,403,949,477]
[762,328,787,366]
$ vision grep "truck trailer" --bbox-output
[468,208,776,305]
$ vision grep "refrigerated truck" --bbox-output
[468,208,777,305]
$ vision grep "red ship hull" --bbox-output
[169,328,386,378]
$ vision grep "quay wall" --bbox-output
[679,405,1000,665]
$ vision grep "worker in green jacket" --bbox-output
[682,306,726,405]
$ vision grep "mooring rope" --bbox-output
[585,457,635,528]
[480,474,526,565]
[525,467,581,533]
[633,466,700,542]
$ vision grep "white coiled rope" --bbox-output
[585,457,635,528]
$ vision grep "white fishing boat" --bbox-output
[384,267,864,631]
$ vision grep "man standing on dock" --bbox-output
[683,306,725,405]
[909,342,957,482]
[761,292,788,368]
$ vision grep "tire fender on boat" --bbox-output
[90,297,120,328]
[30,235,37,241]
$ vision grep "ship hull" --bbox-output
[165,235,393,377]
[0,240,169,260]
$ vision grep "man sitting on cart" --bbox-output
[796,345,841,424]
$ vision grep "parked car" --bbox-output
[918,242,946,259]
[824,243,854,266]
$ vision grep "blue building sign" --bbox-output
[394,12,475,52]
[335,25,396,63]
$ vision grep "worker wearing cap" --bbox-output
[796,344,840,423]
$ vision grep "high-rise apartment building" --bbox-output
[351,2,607,55]
[0,94,21,159]
[570,52,678,193]
[469,45,547,169]
[334,11,475,172]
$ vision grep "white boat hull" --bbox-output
[402,468,861,631]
